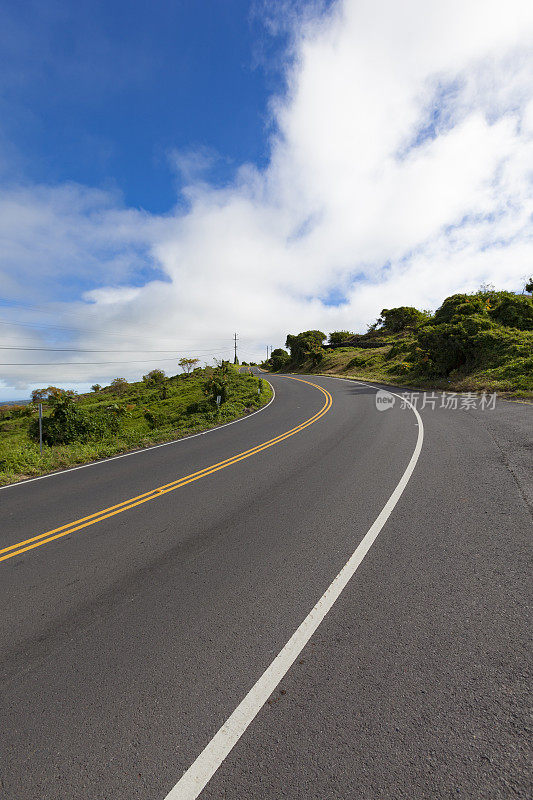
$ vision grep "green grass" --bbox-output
[0,368,273,486]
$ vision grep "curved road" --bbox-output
[0,373,531,799]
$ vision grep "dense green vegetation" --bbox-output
[268,287,533,396]
[0,364,272,486]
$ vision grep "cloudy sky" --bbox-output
[1,0,532,399]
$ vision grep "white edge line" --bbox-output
[0,380,276,491]
[163,379,424,799]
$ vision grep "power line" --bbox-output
[0,345,229,354]
[0,333,234,352]
[0,354,231,366]
[1,360,179,366]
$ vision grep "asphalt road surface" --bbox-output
[1,373,531,799]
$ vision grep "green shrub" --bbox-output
[28,394,120,445]
[203,371,228,405]
[378,306,431,332]
[285,331,326,362]
[413,313,533,378]
[328,331,354,345]
[385,341,410,359]
[308,346,324,366]
[109,377,129,395]
[345,355,367,369]
[488,294,533,330]
[433,290,533,330]
[0,404,34,420]
[270,348,290,371]
[433,294,486,324]
[142,369,166,386]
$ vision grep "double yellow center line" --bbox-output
[0,377,332,564]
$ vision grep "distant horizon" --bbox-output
[0,398,31,406]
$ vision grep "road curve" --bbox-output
[0,373,530,799]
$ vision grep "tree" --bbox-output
[328,331,354,346]
[270,348,290,371]
[378,307,430,332]
[31,388,48,404]
[109,378,128,396]
[525,277,533,294]
[142,369,166,386]
[178,357,200,375]
[91,384,102,392]
[285,331,326,362]
[31,386,74,404]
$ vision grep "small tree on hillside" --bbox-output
[328,331,354,346]
[31,386,74,404]
[91,384,102,392]
[270,348,290,371]
[31,388,48,404]
[142,369,166,386]
[285,331,326,362]
[178,357,200,375]
[204,365,229,406]
[377,307,429,332]
[110,377,128,396]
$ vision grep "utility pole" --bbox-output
[233,332,238,364]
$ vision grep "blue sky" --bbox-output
[1,0,288,212]
[1,0,532,399]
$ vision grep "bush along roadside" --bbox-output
[267,286,533,397]
[0,366,272,486]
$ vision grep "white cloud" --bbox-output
[1,0,533,394]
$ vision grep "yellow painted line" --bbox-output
[0,378,332,564]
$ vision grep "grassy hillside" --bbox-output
[268,289,533,398]
[0,366,272,486]
[291,333,532,397]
